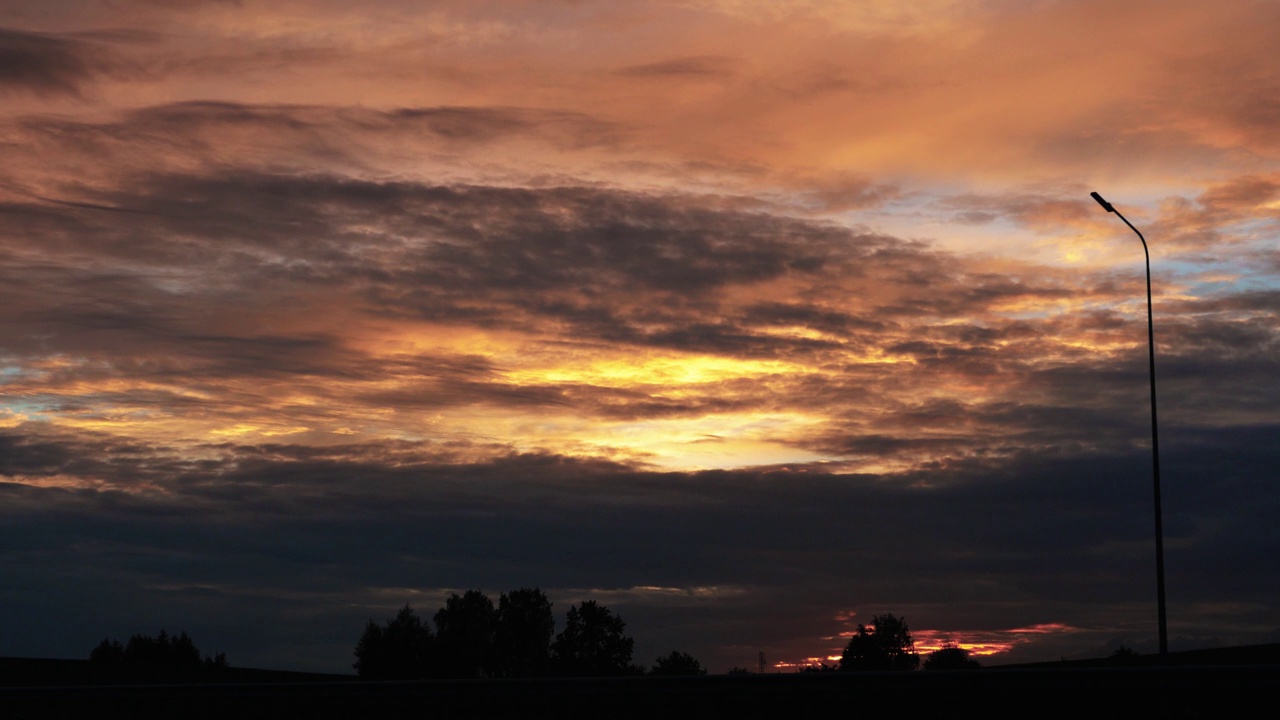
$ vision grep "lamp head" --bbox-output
[1090,191,1115,213]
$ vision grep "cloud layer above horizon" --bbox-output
[2,0,1279,672]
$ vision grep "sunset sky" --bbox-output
[3,0,1279,673]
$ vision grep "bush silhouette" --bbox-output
[923,644,981,670]
[840,614,920,671]
[650,650,706,676]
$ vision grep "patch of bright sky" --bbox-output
[501,353,814,387]
[616,413,836,471]
[1204,223,1280,291]
[833,186,1070,262]
[1189,273,1280,296]
[496,409,837,471]
[839,178,1213,264]
[208,423,313,438]
[1165,258,1238,296]
[0,398,49,423]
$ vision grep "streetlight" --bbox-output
[1090,191,1167,656]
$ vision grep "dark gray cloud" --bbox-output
[3,422,1278,670]
[0,27,151,96]
[116,101,624,151]
[9,165,1274,444]
[3,170,918,357]
[7,100,624,185]
[0,28,100,95]
[391,106,622,148]
[742,301,891,334]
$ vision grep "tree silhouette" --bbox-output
[550,600,635,676]
[650,650,706,676]
[434,590,496,678]
[353,605,435,679]
[839,614,920,671]
[89,629,225,682]
[490,587,554,678]
[90,638,125,664]
[125,630,202,668]
[923,643,981,670]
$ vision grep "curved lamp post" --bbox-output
[1090,191,1167,656]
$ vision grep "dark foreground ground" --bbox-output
[5,664,1278,719]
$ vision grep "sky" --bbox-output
[2,0,1278,673]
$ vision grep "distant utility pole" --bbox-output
[758,651,766,674]
[1090,191,1168,656]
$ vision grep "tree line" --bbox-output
[355,593,979,679]
[800,614,980,672]
[354,587,706,679]
[89,630,229,682]
[83,608,978,680]
[844,613,981,671]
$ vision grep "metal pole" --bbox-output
[1090,191,1168,656]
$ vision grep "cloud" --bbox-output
[0,27,154,96]
[2,2,1280,676]
[5,168,906,333]
[615,55,738,79]
[0,100,636,207]
[0,28,102,96]
[4,420,1279,669]
[4,162,1276,472]
[940,193,1097,233]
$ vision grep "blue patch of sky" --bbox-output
[0,398,51,422]
[0,365,54,420]
[1243,275,1280,292]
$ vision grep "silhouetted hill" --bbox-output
[5,646,1279,718]
[0,656,353,687]
[992,642,1280,669]
[3,667,1279,719]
